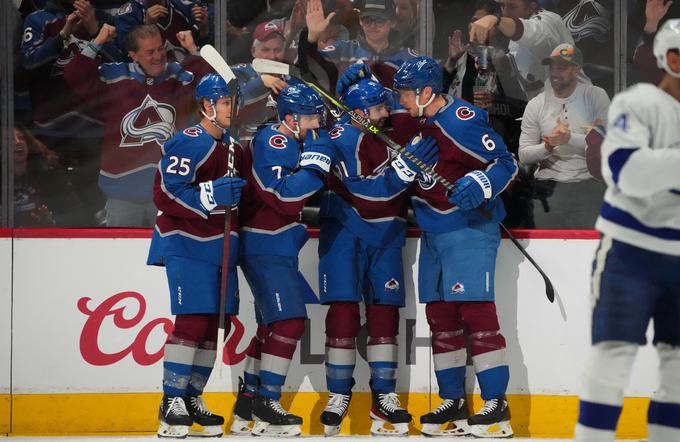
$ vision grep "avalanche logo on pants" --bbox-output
[384,278,400,292]
[451,282,465,294]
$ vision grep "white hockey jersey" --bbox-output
[596,83,680,256]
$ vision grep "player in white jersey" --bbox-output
[574,19,680,442]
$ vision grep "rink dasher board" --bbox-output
[0,231,657,438]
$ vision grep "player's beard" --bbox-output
[371,117,387,129]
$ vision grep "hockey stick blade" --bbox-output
[200,44,237,83]
[252,58,301,78]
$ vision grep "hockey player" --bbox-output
[318,75,436,436]
[392,56,518,438]
[236,84,334,437]
[573,19,680,442]
[147,73,248,438]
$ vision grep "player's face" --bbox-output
[499,0,535,20]
[548,61,580,93]
[211,97,233,128]
[251,36,285,62]
[360,15,392,42]
[297,114,322,138]
[366,102,389,127]
[129,35,167,78]
[397,88,430,118]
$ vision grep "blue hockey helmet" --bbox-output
[342,78,389,113]
[195,73,233,104]
[277,84,326,122]
[393,56,443,94]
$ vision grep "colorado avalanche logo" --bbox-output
[451,282,465,294]
[268,134,288,149]
[456,106,475,121]
[120,94,176,147]
[384,278,400,292]
[416,171,436,191]
[329,127,344,139]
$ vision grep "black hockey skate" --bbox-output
[158,395,193,438]
[369,392,412,436]
[320,392,352,436]
[468,397,513,438]
[419,397,470,437]
[251,394,303,437]
[230,377,255,435]
[185,395,224,437]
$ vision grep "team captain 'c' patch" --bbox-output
[268,134,288,149]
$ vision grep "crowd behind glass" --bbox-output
[6,0,676,229]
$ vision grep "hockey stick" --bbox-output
[252,58,555,303]
[200,45,241,375]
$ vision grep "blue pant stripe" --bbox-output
[648,401,680,429]
[162,361,193,396]
[476,365,509,400]
[259,370,287,399]
[186,365,213,396]
[434,366,466,399]
[578,400,622,431]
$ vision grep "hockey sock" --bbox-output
[366,304,398,394]
[461,302,509,400]
[647,343,680,442]
[574,341,637,442]
[325,302,360,394]
[426,302,466,399]
[259,318,306,400]
[185,341,217,397]
[244,324,269,394]
[163,314,217,397]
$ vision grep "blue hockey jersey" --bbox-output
[321,109,421,248]
[239,124,327,257]
[413,96,518,232]
[147,125,246,267]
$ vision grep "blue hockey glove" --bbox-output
[336,63,372,96]
[199,176,247,211]
[300,129,333,176]
[448,171,492,210]
[391,135,439,183]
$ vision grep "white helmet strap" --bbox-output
[282,115,301,140]
[415,88,436,118]
[200,100,228,133]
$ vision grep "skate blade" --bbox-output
[369,419,409,437]
[469,421,513,438]
[420,420,471,437]
[158,421,189,438]
[188,424,223,437]
[323,424,341,437]
[252,421,302,437]
[229,417,253,435]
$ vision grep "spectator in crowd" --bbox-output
[394,0,417,48]
[469,0,579,100]
[444,0,533,228]
[115,0,211,62]
[303,0,419,91]
[633,0,679,84]
[518,43,610,228]
[13,124,82,227]
[64,24,213,227]
[21,0,123,226]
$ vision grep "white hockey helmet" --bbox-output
[654,19,680,78]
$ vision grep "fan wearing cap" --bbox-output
[303,0,419,90]
[517,43,610,228]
